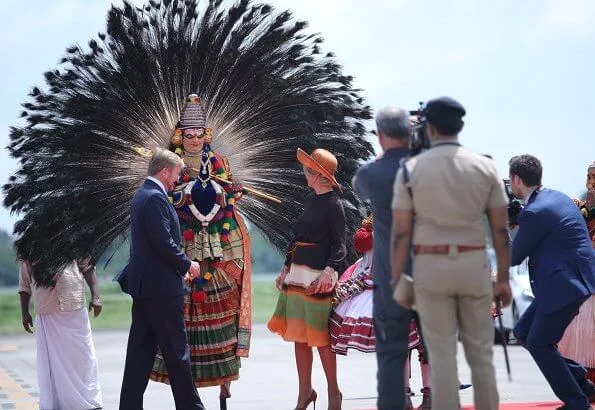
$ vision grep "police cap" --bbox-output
[423,97,466,132]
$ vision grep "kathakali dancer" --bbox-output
[150,95,252,410]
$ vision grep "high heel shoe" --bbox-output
[328,391,342,410]
[219,382,231,410]
[220,382,232,398]
[294,389,317,410]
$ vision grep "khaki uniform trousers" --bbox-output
[413,248,498,410]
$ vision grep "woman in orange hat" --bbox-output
[268,148,346,410]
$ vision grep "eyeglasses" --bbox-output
[183,131,205,140]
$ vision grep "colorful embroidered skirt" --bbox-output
[267,264,332,347]
[151,266,241,387]
[180,217,244,262]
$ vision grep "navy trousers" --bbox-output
[374,281,411,410]
[119,296,204,410]
[514,298,589,410]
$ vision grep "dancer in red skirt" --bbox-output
[330,216,375,355]
[330,216,435,409]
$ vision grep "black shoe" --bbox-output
[459,383,472,390]
[580,379,595,400]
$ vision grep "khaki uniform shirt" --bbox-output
[391,141,507,246]
[19,260,94,315]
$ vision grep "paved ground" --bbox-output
[0,325,558,410]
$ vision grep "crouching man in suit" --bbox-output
[118,149,204,410]
[509,154,595,410]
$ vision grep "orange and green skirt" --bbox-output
[267,264,332,347]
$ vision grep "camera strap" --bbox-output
[399,157,413,200]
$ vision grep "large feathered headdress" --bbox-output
[3,0,373,286]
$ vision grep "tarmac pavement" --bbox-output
[0,325,558,409]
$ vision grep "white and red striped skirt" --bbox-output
[330,291,422,356]
[330,289,375,355]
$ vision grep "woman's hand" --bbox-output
[275,266,289,291]
[311,267,337,294]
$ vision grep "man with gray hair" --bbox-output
[352,106,412,410]
[118,148,204,409]
[146,148,185,178]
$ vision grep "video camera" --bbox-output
[408,102,430,156]
[503,179,523,225]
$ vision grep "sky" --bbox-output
[1,0,594,234]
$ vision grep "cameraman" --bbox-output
[508,154,595,409]
[390,97,511,410]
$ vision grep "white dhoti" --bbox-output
[35,307,102,410]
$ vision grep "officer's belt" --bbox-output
[413,244,485,255]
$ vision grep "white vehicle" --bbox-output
[487,249,534,343]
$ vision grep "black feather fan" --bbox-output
[3,0,373,286]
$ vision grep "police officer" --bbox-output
[390,97,512,410]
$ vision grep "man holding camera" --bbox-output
[391,97,512,410]
[509,155,595,410]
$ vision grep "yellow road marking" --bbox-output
[0,344,17,352]
[0,365,38,410]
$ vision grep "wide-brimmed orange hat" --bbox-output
[297,148,341,191]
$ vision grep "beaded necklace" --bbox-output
[177,143,236,243]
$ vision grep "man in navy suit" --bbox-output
[118,149,204,410]
[509,155,595,410]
